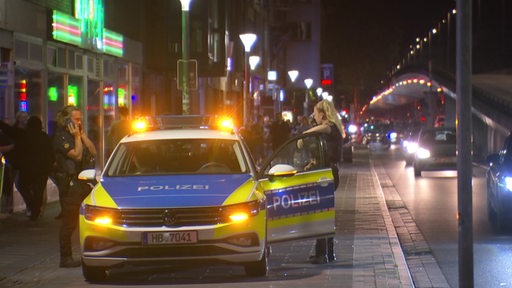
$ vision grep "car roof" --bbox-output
[120,128,240,143]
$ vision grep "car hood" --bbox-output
[98,174,253,208]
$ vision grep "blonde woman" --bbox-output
[302,100,345,264]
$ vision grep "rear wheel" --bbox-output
[487,195,497,224]
[413,166,421,177]
[495,203,512,232]
[82,262,108,283]
[487,181,498,223]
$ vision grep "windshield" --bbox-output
[420,129,456,145]
[105,138,247,176]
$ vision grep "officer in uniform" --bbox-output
[53,106,97,268]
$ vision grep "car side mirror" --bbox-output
[78,169,97,181]
[267,164,297,182]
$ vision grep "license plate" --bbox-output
[144,231,198,245]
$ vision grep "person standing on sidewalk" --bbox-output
[302,100,345,264]
[0,116,55,220]
[53,105,97,268]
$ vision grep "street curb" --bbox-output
[369,162,415,288]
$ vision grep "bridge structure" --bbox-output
[362,3,512,162]
[365,65,512,162]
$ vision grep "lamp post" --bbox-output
[249,55,260,118]
[287,70,298,114]
[180,0,191,114]
[304,78,313,116]
[316,87,323,98]
[239,33,257,126]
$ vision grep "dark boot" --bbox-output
[310,238,328,264]
[60,257,81,268]
[327,237,336,262]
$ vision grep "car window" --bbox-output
[421,129,456,144]
[105,138,246,176]
[262,134,328,174]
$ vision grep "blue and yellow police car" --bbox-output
[78,115,335,282]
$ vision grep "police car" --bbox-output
[78,115,335,282]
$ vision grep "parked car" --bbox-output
[413,127,457,176]
[486,133,512,231]
[78,115,336,282]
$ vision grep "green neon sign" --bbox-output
[51,0,123,56]
[48,86,58,102]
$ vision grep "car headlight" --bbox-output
[505,177,512,192]
[348,124,358,134]
[416,147,431,159]
[84,205,120,226]
[406,142,418,154]
[221,200,261,223]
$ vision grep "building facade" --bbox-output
[0,0,142,167]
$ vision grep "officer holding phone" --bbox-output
[53,105,97,268]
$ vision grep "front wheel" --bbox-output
[82,262,108,283]
[244,248,269,277]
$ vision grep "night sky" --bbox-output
[322,0,455,105]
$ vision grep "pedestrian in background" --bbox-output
[107,106,131,157]
[15,116,54,220]
[250,114,265,165]
[302,100,345,264]
[269,112,291,153]
[0,111,39,220]
[0,130,14,218]
[53,105,97,268]
[294,115,311,135]
[4,111,28,192]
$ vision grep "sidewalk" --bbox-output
[0,149,447,287]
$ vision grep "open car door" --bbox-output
[259,133,335,243]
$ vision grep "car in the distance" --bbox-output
[413,127,457,176]
[78,115,335,282]
[401,130,420,166]
[361,122,391,149]
[486,133,512,231]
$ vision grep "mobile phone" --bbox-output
[65,118,74,130]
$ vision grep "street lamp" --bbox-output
[288,70,299,114]
[316,87,323,98]
[239,33,257,126]
[249,55,260,118]
[304,78,313,116]
[288,70,299,84]
[180,0,191,114]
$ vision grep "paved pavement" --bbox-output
[0,149,450,287]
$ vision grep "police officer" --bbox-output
[53,106,97,268]
[302,100,345,264]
